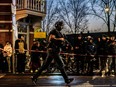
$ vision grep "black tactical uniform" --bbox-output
[86,39,97,75]
[108,40,116,75]
[74,35,85,75]
[31,21,74,85]
[99,35,108,75]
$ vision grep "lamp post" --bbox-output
[105,4,110,33]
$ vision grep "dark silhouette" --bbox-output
[31,21,74,85]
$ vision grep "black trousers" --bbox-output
[75,55,85,75]
[33,50,69,81]
[17,53,26,73]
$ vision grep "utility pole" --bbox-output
[11,0,17,74]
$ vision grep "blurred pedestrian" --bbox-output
[31,21,74,85]
[3,41,12,72]
[30,41,41,73]
[15,34,27,74]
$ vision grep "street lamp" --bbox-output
[105,4,110,33]
[105,5,110,12]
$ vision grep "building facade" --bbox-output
[0,0,46,50]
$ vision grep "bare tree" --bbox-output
[58,0,89,34]
[113,0,116,32]
[89,0,116,33]
[41,0,59,34]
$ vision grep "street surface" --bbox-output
[0,73,116,87]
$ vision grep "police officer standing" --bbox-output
[74,34,85,75]
[99,34,108,77]
[31,21,74,85]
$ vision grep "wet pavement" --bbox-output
[0,73,116,87]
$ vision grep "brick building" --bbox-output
[0,0,46,50]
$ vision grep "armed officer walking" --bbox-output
[31,21,74,85]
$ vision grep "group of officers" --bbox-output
[55,33,116,77]
[72,34,116,77]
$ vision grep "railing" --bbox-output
[16,0,46,13]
